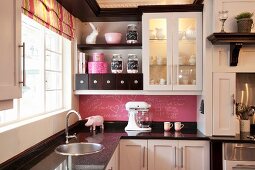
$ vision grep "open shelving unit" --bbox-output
[77,43,142,50]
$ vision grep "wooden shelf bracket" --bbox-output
[230,42,243,66]
[207,33,255,67]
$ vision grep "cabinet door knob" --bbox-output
[107,80,111,84]
[93,80,97,84]
[120,80,125,84]
[134,80,138,84]
[80,80,84,84]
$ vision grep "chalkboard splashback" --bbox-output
[79,95,197,122]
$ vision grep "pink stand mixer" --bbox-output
[125,101,152,131]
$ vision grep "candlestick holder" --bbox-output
[219,10,228,32]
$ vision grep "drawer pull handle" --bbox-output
[174,146,177,168]
[93,80,97,84]
[232,94,236,116]
[107,80,110,84]
[234,146,255,149]
[134,80,138,84]
[121,80,124,84]
[80,80,84,84]
[181,147,184,168]
[142,146,145,168]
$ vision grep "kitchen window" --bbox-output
[0,15,71,126]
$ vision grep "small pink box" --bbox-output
[92,52,104,62]
[88,62,108,73]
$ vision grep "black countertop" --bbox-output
[1,121,255,170]
[210,133,255,143]
[29,130,209,170]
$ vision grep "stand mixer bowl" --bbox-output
[136,111,152,128]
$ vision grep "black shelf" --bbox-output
[207,32,255,66]
[77,43,142,50]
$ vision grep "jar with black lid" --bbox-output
[111,54,123,73]
[127,54,138,73]
[126,24,138,44]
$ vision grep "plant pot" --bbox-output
[240,119,250,132]
[237,18,254,33]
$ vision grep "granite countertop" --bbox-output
[2,121,255,170]
[210,132,255,143]
[27,121,209,170]
[28,130,209,170]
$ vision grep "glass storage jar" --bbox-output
[111,54,123,73]
[126,24,138,44]
[127,54,138,73]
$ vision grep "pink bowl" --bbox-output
[105,33,122,44]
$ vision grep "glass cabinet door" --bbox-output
[143,12,202,91]
[173,13,202,90]
[143,14,172,90]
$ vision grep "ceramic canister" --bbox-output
[92,52,104,62]
[88,62,108,73]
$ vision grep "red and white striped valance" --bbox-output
[22,0,75,40]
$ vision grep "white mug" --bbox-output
[174,122,184,131]
[160,78,166,85]
[164,122,173,131]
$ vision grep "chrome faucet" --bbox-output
[65,110,82,143]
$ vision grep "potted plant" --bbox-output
[235,12,254,33]
[236,103,255,132]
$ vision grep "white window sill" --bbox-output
[0,109,69,133]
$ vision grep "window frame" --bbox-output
[0,14,72,129]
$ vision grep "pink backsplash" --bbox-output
[79,95,197,122]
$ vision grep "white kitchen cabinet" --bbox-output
[120,139,147,170]
[120,139,209,170]
[0,0,22,101]
[106,145,119,170]
[213,73,236,136]
[178,140,210,170]
[142,12,202,92]
[148,140,178,170]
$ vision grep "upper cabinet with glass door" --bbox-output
[142,12,202,92]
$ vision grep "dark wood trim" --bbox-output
[84,0,100,16]
[207,32,255,66]
[193,0,204,4]
[77,43,142,50]
[210,141,223,170]
[207,32,255,44]
[57,0,203,22]
[138,4,204,13]
[99,8,141,21]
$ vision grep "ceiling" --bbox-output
[56,0,203,22]
[96,0,194,8]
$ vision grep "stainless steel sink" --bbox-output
[55,143,104,156]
